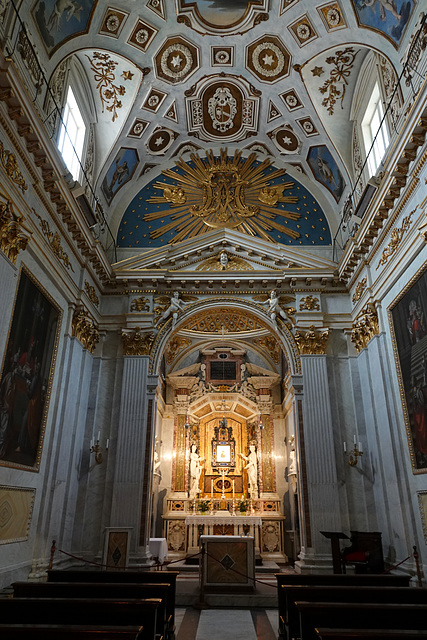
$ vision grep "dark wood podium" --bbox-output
[320,531,349,574]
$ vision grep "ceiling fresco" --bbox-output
[21,0,419,252]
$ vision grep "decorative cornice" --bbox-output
[32,210,74,272]
[350,303,379,353]
[72,308,99,354]
[377,211,414,268]
[0,140,27,193]
[122,327,155,356]
[293,325,329,354]
[0,196,31,264]
[299,295,320,311]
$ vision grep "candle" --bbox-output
[343,441,347,453]
[353,434,357,445]
[359,442,362,453]
[106,439,110,450]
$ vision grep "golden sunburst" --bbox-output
[145,148,300,244]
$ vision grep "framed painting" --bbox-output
[351,0,415,49]
[32,0,97,57]
[0,267,62,471]
[307,145,346,203]
[389,261,427,473]
[101,147,139,205]
[0,486,36,544]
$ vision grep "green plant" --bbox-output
[238,496,249,513]
[198,499,210,512]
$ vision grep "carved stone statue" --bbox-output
[157,291,188,329]
[240,443,259,499]
[262,290,293,327]
[189,444,204,499]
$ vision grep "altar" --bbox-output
[185,513,262,556]
[200,535,255,592]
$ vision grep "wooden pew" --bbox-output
[284,585,427,640]
[275,573,411,640]
[47,569,178,638]
[0,598,161,640]
[296,602,427,640]
[0,625,145,640]
[316,629,427,640]
[12,581,171,640]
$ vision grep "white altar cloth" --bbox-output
[185,515,262,526]
[149,537,168,563]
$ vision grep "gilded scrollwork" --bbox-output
[72,308,99,354]
[122,327,155,356]
[299,295,320,311]
[294,325,330,354]
[166,336,192,365]
[253,336,281,364]
[319,47,359,115]
[130,296,150,312]
[32,210,74,272]
[0,198,31,264]
[350,303,379,353]
[182,309,265,333]
[377,212,414,268]
[84,281,99,307]
[85,52,126,123]
[195,251,252,271]
[0,141,28,193]
[352,277,367,304]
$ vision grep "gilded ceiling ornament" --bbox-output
[122,70,134,81]
[299,295,320,311]
[294,325,330,355]
[166,336,192,365]
[160,43,193,80]
[253,336,281,364]
[351,304,379,354]
[32,210,74,272]
[251,41,286,78]
[122,328,155,356]
[72,309,99,354]
[0,141,27,193]
[352,277,367,304]
[311,66,324,77]
[254,290,296,327]
[84,281,99,307]
[145,149,301,244]
[130,296,150,312]
[85,52,126,123]
[319,47,360,115]
[182,309,265,333]
[195,251,253,271]
[208,87,237,133]
[0,198,31,264]
[377,211,414,268]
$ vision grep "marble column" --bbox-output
[111,355,159,563]
[292,359,342,571]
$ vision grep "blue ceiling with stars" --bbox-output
[117,158,332,248]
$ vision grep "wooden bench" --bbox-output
[0,598,161,640]
[0,625,145,640]
[296,602,427,640]
[284,585,427,640]
[12,581,171,640]
[47,569,178,639]
[275,573,411,640]
[316,629,427,640]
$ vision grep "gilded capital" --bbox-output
[294,325,330,355]
[122,327,155,356]
[351,303,379,353]
[72,308,99,354]
[0,198,31,264]
[299,295,320,311]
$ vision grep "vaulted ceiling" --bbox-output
[19,0,418,255]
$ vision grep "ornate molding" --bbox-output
[122,327,155,356]
[0,140,27,193]
[72,308,99,354]
[85,52,127,123]
[0,196,31,264]
[196,251,253,271]
[84,281,99,306]
[294,325,329,354]
[32,210,74,272]
[130,296,150,312]
[351,303,379,353]
[352,277,367,304]
[299,295,320,311]
[253,335,281,364]
[166,336,192,365]
[181,308,266,333]
[377,211,414,268]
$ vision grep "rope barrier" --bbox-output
[57,547,201,571]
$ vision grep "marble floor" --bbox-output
[175,607,278,640]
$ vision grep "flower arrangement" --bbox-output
[198,499,210,513]
[238,495,249,513]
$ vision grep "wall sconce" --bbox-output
[344,436,363,466]
[90,432,109,464]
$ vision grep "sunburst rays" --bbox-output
[145,149,301,243]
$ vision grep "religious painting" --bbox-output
[389,263,427,473]
[307,145,346,203]
[194,0,252,26]
[32,0,97,57]
[418,491,427,542]
[101,147,139,205]
[0,268,62,471]
[351,0,415,48]
[0,486,36,544]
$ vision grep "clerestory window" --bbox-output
[361,83,389,176]
[57,86,86,181]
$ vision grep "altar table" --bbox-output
[200,535,255,592]
[185,514,262,556]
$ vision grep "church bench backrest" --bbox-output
[284,585,427,640]
[0,598,161,640]
[0,625,145,640]
[12,583,170,640]
[296,601,427,640]
[316,629,427,640]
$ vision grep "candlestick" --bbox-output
[232,479,235,499]
[211,478,213,498]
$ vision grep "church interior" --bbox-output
[0,0,427,637]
